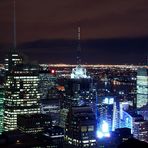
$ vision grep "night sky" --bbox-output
[0,0,148,64]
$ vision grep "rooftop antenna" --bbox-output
[13,0,16,49]
[77,26,81,65]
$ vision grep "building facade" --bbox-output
[136,68,148,108]
[17,114,52,134]
[4,52,40,131]
[133,119,148,143]
[65,106,97,147]
[0,86,4,134]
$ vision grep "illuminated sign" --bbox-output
[103,97,114,104]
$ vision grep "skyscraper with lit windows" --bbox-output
[136,68,148,108]
[97,96,119,134]
[4,52,40,131]
[0,86,4,134]
[65,106,97,147]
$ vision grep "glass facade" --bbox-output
[65,107,96,147]
[0,86,4,134]
[137,68,148,108]
[4,52,40,131]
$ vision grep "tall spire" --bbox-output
[71,26,90,79]
[78,26,81,41]
[13,0,16,49]
[77,26,81,65]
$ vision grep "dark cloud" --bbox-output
[0,0,148,64]
[0,0,148,44]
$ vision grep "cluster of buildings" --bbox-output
[0,50,147,147]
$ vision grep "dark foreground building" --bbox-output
[65,106,97,148]
[17,113,52,134]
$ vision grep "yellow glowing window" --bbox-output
[81,126,87,132]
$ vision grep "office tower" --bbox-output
[60,27,97,130]
[71,27,90,79]
[120,110,148,143]
[65,78,96,107]
[133,119,148,143]
[97,97,119,133]
[4,52,40,131]
[59,108,69,128]
[59,77,97,129]
[4,52,23,72]
[136,68,148,108]
[41,98,61,126]
[70,27,94,106]
[121,111,148,143]
[39,65,57,100]
[120,111,133,132]
[39,65,61,125]
[137,104,148,120]
[65,106,96,147]
[17,114,52,134]
[0,86,4,134]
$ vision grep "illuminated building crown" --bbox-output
[71,65,90,79]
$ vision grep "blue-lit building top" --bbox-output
[120,111,144,134]
[96,96,120,139]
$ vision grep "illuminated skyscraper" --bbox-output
[0,86,4,134]
[17,114,52,134]
[60,27,97,129]
[97,97,119,133]
[4,52,23,72]
[4,52,40,131]
[133,119,148,143]
[136,68,148,108]
[39,65,57,100]
[65,106,96,147]
[71,27,90,80]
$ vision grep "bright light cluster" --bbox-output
[96,121,110,139]
[71,65,90,79]
[103,97,114,104]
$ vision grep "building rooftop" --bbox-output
[18,113,50,119]
[137,67,148,76]
[138,104,148,111]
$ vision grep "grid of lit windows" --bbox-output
[4,52,41,131]
[65,107,97,147]
[137,68,148,108]
[0,86,4,134]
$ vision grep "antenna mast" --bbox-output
[77,26,81,65]
[13,0,16,49]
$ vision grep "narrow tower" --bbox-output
[13,0,16,49]
[3,0,41,131]
[77,26,81,65]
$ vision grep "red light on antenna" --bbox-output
[51,69,55,74]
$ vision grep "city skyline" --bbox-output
[0,0,148,64]
[0,1,148,145]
